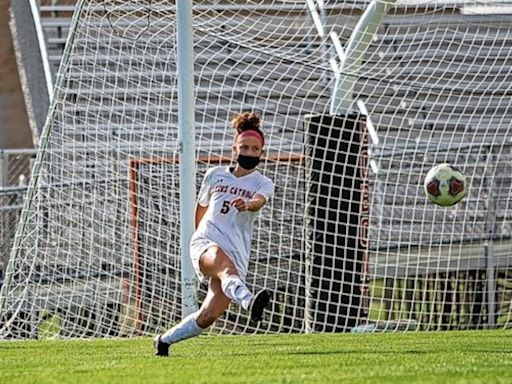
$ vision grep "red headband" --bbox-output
[237,130,264,146]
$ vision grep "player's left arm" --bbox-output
[232,178,274,212]
[231,193,267,212]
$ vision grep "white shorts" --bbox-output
[189,237,248,283]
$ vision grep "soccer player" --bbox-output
[154,112,274,356]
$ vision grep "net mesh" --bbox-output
[1,0,511,338]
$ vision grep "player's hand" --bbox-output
[231,197,250,212]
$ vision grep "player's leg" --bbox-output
[154,278,230,356]
[195,277,230,328]
[200,245,253,310]
[199,246,270,321]
[154,311,203,357]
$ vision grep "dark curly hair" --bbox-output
[231,112,265,144]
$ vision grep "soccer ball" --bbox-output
[424,163,466,206]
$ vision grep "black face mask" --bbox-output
[237,154,260,170]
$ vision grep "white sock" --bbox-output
[160,313,203,345]
[221,275,253,311]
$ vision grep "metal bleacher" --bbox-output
[6,0,506,335]
[37,0,512,255]
[37,2,512,149]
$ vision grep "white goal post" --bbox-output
[1,0,512,339]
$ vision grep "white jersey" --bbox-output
[190,165,274,281]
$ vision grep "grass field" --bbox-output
[1,330,511,383]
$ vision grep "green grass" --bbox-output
[1,330,511,383]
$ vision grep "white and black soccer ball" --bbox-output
[424,163,466,207]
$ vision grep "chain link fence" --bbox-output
[0,149,36,283]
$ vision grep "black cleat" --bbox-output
[153,334,170,357]
[250,289,270,322]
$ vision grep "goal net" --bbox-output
[1,0,511,339]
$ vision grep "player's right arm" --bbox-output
[195,203,208,229]
[194,167,216,230]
